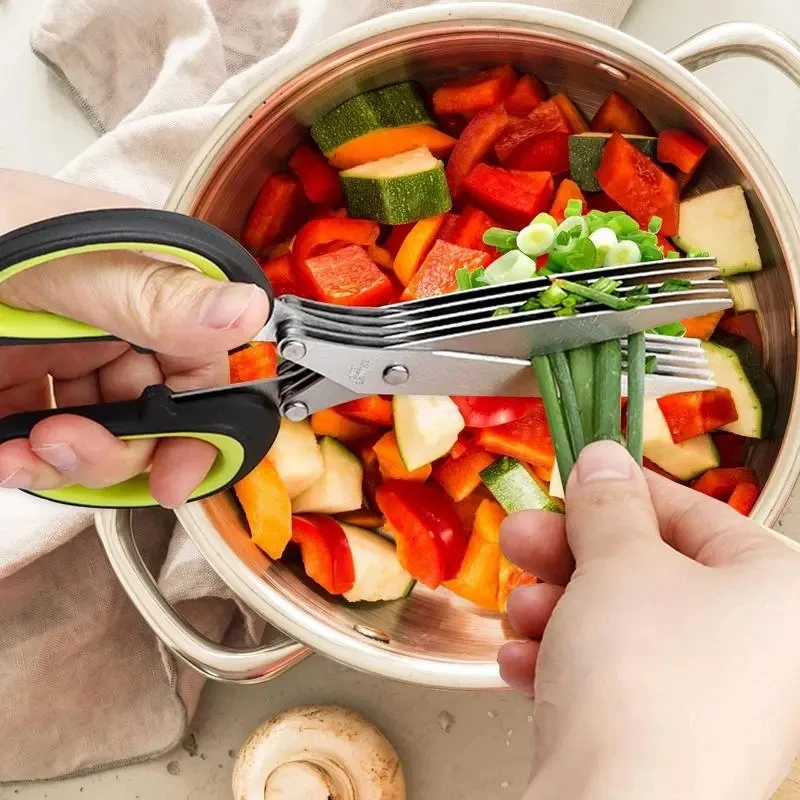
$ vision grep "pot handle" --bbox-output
[95,509,311,683]
[667,21,800,86]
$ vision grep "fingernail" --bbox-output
[0,468,31,489]
[32,442,79,473]
[576,440,632,484]
[199,284,259,330]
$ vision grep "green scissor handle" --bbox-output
[0,208,280,508]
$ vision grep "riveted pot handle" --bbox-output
[667,21,800,86]
[95,509,311,684]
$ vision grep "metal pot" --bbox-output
[96,4,800,689]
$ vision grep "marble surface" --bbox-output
[1,0,799,797]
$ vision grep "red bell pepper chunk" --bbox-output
[475,400,555,469]
[444,207,498,255]
[375,480,468,588]
[587,192,624,213]
[446,105,510,198]
[643,457,682,483]
[288,143,344,208]
[336,395,393,427]
[591,91,656,137]
[229,342,278,382]
[452,396,544,428]
[596,132,680,236]
[437,213,461,243]
[551,93,590,134]
[549,179,588,222]
[301,244,394,307]
[504,74,549,115]
[401,240,489,300]
[433,445,498,502]
[657,129,708,181]
[436,113,469,138]
[727,482,760,516]
[712,432,750,468]
[657,388,738,443]
[658,234,678,256]
[495,100,571,162]
[692,467,758,501]
[432,65,517,116]
[241,173,309,256]
[462,164,554,229]
[718,311,764,362]
[383,222,416,257]
[261,253,308,298]
[293,217,380,266]
[291,515,355,596]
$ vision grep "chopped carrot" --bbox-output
[373,431,432,482]
[393,214,447,286]
[433,445,497,501]
[328,124,456,169]
[310,409,381,444]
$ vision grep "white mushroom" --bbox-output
[232,705,406,800]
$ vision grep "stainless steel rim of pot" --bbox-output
[98,6,800,687]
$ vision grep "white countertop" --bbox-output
[1,0,799,798]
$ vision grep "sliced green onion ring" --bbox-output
[532,212,558,230]
[484,250,537,286]
[604,240,642,268]
[588,226,618,267]
[556,215,589,241]
[517,222,556,257]
[564,198,583,218]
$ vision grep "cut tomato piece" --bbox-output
[727,483,760,516]
[229,342,277,382]
[373,430,432,482]
[596,132,680,236]
[657,129,708,181]
[657,388,738,443]
[302,244,395,306]
[328,124,457,169]
[376,480,468,588]
[718,311,764,362]
[291,515,355,595]
[452,396,544,428]
[310,409,380,444]
[549,179,588,222]
[446,105,510,198]
[591,91,656,137]
[505,74,549,115]
[433,445,497,502]
[288,143,343,207]
[241,173,309,256]
[234,457,292,560]
[393,214,447,286]
[401,240,489,300]
[336,396,393,426]
[444,207,498,255]
[692,467,758,501]
[712,432,750,468]
[475,401,554,468]
[462,164,554,229]
[680,311,724,341]
[432,65,517,116]
[498,555,537,614]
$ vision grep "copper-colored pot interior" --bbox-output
[182,25,796,666]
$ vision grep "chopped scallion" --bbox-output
[687,248,711,258]
[539,284,569,308]
[564,198,584,218]
[532,212,559,230]
[651,321,687,337]
[554,307,578,317]
[483,227,520,251]
[588,226,618,267]
[666,250,680,260]
[645,354,658,373]
[553,278,628,311]
[492,307,513,317]
[517,222,556,258]
[658,278,692,293]
[564,238,598,271]
[456,267,472,291]
[556,215,589,240]
[607,214,639,237]
[471,267,488,288]
[484,250,537,286]
[647,216,663,234]
[604,240,642,268]
[518,297,542,312]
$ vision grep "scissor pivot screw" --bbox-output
[282,401,310,422]
[279,339,307,361]
[382,364,409,385]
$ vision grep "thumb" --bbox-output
[564,440,660,564]
[0,250,270,356]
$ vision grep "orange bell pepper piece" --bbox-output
[681,311,724,341]
[591,91,656,137]
[310,409,381,444]
[393,214,447,286]
[498,555,537,613]
[550,179,588,222]
[433,445,497,502]
[336,395,394,427]
[373,431,432,482]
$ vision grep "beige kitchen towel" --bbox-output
[1,0,634,783]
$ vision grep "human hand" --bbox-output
[0,169,269,508]
[499,440,800,800]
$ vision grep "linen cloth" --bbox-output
[1,0,633,781]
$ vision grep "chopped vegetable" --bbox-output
[291,515,356,595]
[505,74,549,114]
[480,456,563,514]
[288,143,344,207]
[268,419,325,499]
[293,216,379,265]
[375,480,468,588]
[498,557,537,613]
[550,179,587,222]
[495,99,573,172]
[445,206,499,255]
[392,213,447,286]
[242,173,308,256]
[451,396,544,428]
[681,311,725,341]
[328,125,457,170]
[475,399,555,469]
[712,432,750,468]
[657,129,708,181]
[596,132,680,236]
[302,244,395,306]
[229,342,277,382]
[516,222,556,258]
[626,332,646,465]
[261,253,307,298]
[292,437,364,515]
[234,456,292,559]
[373,430,432,482]
[383,222,416,256]
[727,482,760,516]
[402,240,489,299]
[446,105,510,197]
[484,250,538,284]
[462,164,554,228]
[367,246,394,271]
[393,394,466,471]
[340,147,452,224]
[691,467,758,501]
[310,409,380,444]
[337,396,393,427]
[551,93,590,134]
[433,445,497,501]
[718,311,764,361]
[432,65,517,116]
[657,388,739,443]
[591,91,656,137]
[568,132,657,192]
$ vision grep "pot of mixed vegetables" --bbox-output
[104,5,800,687]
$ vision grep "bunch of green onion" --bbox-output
[453,200,705,484]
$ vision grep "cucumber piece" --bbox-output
[642,397,720,480]
[292,437,363,514]
[393,394,465,471]
[568,133,657,192]
[339,523,415,603]
[268,419,325,499]
[703,334,777,438]
[481,456,563,514]
[724,275,759,313]
[672,185,762,276]
[340,147,452,224]
[311,82,432,156]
